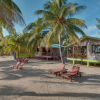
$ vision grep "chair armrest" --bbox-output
[60,69,68,74]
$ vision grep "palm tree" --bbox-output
[96,18,100,30]
[19,32,36,57]
[0,0,24,38]
[35,0,87,64]
[23,18,48,55]
[1,34,27,57]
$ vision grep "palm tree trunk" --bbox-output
[14,52,16,60]
[59,34,65,64]
[18,46,20,58]
[17,52,19,58]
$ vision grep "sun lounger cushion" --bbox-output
[49,64,67,75]
[61,66,80,81]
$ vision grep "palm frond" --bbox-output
[34,10,46,15]
[23,22,35,33]
[67,18,87,28]
[96,18,100,29]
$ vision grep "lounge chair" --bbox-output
[24,58,29,63]
[11,62,24,70]
[10,62,21,69]
[17,62,24,70]
[17,58,29,63]
[61,66,81,82]
[49,64,67,76]
[16,58,24,62]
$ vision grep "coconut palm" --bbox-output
[96,18,100,30]
[19,32,36,57]
[1,33,27,57]
[0,0,24,38]
[35,0,87,64]
[23,18,48,55]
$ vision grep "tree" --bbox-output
[0,0,24,38]
[35,0,87,64]
[96,18,100,30]
[23,18,48,55]
[1,34,27,57]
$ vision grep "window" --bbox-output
[81,47,86,53]
[92,45,100,53]
[68,48,72,53]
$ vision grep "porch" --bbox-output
[67,46,87,59]
[67,58,100,67]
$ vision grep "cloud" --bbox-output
[83,25,100,38]
[84,25,97,34]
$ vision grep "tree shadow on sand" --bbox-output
[0,86,100,100]
[0,60,100,100]
[0,67,51,80]
[75,74,100,84]
[0,60,57,81]
[0,60,100,87]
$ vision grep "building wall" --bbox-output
[87,41,100,60]
[87,42,93,60]
[36,47,60,56]
[67,38,100,60]
[52,48,60,56]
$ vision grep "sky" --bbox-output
[8,0,100,37]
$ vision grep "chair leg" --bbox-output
[70,77,72,82]
[78,72,82,77]
[55,74,57,77]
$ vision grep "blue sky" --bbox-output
[10,0,100,37]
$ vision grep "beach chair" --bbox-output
[49,64,67,76]
[24,58,29,63]
[17,58,29,63]
[61,66,81,82]
[17,62,24,70]
[11,62,24,70]
[10,62,21,69]
[16,58,24,62]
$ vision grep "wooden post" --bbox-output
[73,46,74,58]
[87,61,90,67]
[67,48,68,58]
[73,60,75,65]
[77,45,79,58]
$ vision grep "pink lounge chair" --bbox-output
[10,62,24,70]
[16,58,29,63]
[49,64,67,76]
[24,58,29,63]
[61,66,81,82]
[17,63,24,70]
[16,58,24,62]
[10,62,21,68]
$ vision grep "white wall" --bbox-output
[87,42,100,60]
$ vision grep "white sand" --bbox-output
[0,56,100,100]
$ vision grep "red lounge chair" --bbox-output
[49,64,67,76]
[61,66,81,82]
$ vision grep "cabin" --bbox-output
[67,36,100,66]
[34,44,65,60]
[35,46,61,60]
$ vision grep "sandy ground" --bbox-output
[0,56,100,100]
